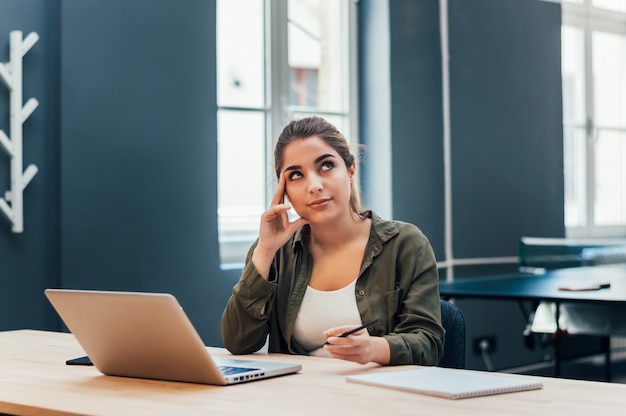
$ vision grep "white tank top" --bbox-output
[292,278,362,357]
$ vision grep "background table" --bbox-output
[439,264,626,378]
[439,264,626,304]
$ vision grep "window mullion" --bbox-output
[347,0,359,143]
[266,0,290,202]
[584,13,597,231]
[268,0,290,138]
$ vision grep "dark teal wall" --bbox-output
[361,0,563,273]
[0,0,61,331]
[0,0,238,345]
[59,0,236,345]
[449,0,564,261]
[388,0,446,259]
[359,0,445,259]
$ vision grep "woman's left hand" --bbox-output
[323,325,390,365]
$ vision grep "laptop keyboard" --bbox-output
[219,365,259,376]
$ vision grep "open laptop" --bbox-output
[44,288,301,385]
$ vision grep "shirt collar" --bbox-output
[290,210,399,254]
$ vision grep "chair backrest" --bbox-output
[438,299,466,369]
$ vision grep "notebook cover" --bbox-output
[346,367,543,400]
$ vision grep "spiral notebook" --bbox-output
[346,367,543,400]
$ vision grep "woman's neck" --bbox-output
[308,213,369,252]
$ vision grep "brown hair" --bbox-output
[274,116,365,218]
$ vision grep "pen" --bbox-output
[323,318,380,346]
[558,282,611,291]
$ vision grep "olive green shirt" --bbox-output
[220,211,444,366]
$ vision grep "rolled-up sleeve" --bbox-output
[220,247,277,355]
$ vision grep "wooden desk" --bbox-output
[1,330,626,415]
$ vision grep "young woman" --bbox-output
[220,116,444,366]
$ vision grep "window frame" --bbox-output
[562,0,626,238]
[217,0,359,267]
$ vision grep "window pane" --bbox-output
[563,0,626,237]
[593,31,626,128]
[594,129,626,225]
[288,0,347,113]
[562,26,585,125]
[217,0,265,108]
[217,0,354,265]
[218,110,267,264]
[564,127,587,227]
[593,0,626,12]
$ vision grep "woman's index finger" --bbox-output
[270,172,286,206]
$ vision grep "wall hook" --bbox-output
[0,30,39,233]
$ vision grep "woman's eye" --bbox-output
[320,161,334,172]
[288,171,302,180]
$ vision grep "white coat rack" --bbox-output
[0,30,39,233]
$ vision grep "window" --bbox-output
[216,0,357,266]
[562,0,626,237]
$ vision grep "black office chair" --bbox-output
[438,299,466,369]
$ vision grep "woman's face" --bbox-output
[281,135,354,224]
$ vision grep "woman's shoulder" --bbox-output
[370,211,427,239]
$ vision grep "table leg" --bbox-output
[603,336,611,382]
[554,301,561,377]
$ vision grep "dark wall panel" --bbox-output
[449,0,564,259]
[388,0,445,260]
[60,0,230,343]
[0,0,61,330]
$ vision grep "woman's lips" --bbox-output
[308,198,331,209]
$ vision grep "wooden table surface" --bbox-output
[1,330,625,415]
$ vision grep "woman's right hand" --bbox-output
[252,174,309,279]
